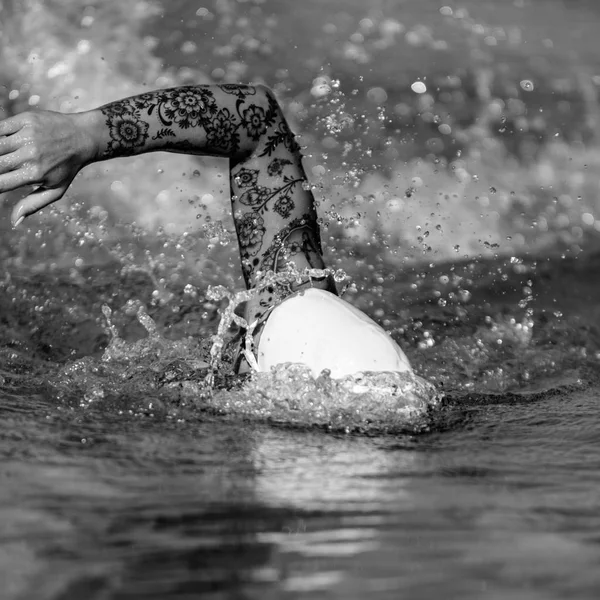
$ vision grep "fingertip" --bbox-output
[11,202,28,228]
[11,185,69,227]
[0,115,22,137]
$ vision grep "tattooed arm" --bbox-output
[0,84,336,323]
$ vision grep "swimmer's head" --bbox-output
[252,288,412,378]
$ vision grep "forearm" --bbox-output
[79,84,274,163]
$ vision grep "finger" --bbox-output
[0,131,21,157]
[12,184,69,226]
[0,115,25,137]
[0,148,26,175]
[0,115,29,157]
[0,158,46,193]
[0,169,37,195]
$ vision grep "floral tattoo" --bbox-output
[100,85,276,156]
[99,83,334,321]
[268,158,292,176]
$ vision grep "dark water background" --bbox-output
[2,0,600,598]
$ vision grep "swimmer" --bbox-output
[0,84,411,377]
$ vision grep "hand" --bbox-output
[0,110,96,226]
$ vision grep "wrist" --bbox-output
[70,110,104,165]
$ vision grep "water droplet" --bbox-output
[411,81,427,94]
[520,80,534,92]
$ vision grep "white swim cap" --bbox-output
[256,288,412,378]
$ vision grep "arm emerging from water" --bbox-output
[0,84,336,323]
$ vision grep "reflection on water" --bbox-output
[2,387,600,598]
[2,0,600,598]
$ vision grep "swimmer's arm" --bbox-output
[82,84,285,164]
[0,84,335,309]
[1,85,277,223]
[84,84,333,307]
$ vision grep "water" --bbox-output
[3,0,600,597]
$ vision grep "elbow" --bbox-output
[255,83,276,100]
[255,84,283,116]
[230,84,288,165]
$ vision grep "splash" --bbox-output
[204,265,348,377]
[53,301,211,410]
[186,267,440,434]
[50,272,440,434]
[213,364,440,434]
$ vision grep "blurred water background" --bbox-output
[2,0,600,598]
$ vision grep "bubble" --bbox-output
[520,80,534,92]
[311,83,331,98]
[181,41,197,54]
[411,81,427,94]
[156,190,170,204]
[582,212,595,226]
[77,40,91,54]
[333,269,347,282]
[405,31,423,46]
[359,18,375,32]
[367,87,388,104]
[324,112,354,134]
[143,36,159,51]
[110,180,125,194]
